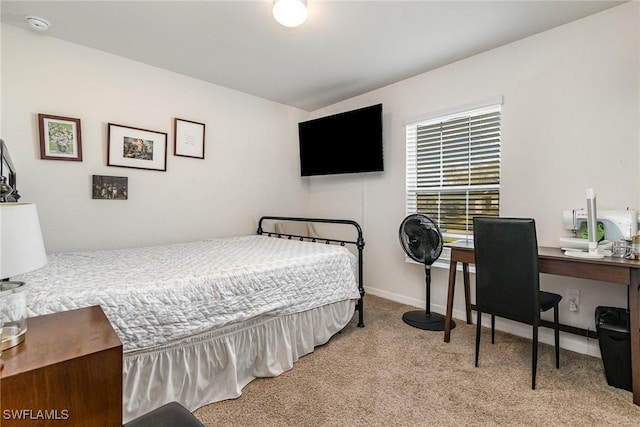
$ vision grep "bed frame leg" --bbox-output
[357,236,365,327]
[357,297,365,327]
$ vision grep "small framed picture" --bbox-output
[174,118,205,159]
[38,114,83,161]
[107,123,167,171]
[92,175,128,200]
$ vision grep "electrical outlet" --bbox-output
[567,288,580,309]
[569,299,578,312]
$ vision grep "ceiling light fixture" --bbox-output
[273,0,308,28]
[25,15,51,32]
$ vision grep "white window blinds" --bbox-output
[406,104,502,238]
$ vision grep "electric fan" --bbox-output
[399,214,455,331]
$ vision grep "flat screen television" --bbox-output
[298,103,383,176]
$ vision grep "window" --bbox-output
[405,103,502,240]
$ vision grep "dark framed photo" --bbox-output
[174,118,205,159]
[38,114,83,161]
[107,123,167,171]
[92,175,128,200]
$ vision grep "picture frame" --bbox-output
[92,175,128,200]
[107,123,167,171]
[174,118,205,159]
[38,114,83,161]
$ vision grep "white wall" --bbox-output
[306,3,640,355]
[1,25,310,253]
[2,3,638,357]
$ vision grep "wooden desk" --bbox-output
[445,241,640,405]
[1,305,123,426]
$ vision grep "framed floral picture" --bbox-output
[38,114,83,161]
[107,123,167,171]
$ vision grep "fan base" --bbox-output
[402,310,456,331]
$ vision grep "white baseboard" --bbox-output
[364,286,602,358]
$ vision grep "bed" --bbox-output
[19,215,365,422]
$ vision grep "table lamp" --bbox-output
[0,202,47,351]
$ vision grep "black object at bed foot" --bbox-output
[124,402,204,427]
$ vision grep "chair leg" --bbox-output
[475,310,482,367]
[554,303,560,369]
[532,326,538,390]
[491,314,496,344]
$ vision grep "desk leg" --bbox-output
[444,260,458,343]
[463,263,472,324]
[630,269,640,405]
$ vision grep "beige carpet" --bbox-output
[194,295,640,426]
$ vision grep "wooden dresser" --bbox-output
[1,305,123,426]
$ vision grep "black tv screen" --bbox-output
[298,103,383,176]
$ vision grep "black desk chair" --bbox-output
[473,217,562,389]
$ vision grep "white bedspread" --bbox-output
[22,235,360,352]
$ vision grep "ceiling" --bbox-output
[0,1,627,112]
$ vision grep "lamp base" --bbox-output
[0,281,28,352]
[1,325,26,351]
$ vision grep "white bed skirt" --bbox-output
[122,299,357,422]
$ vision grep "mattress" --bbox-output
[22,235,360,352]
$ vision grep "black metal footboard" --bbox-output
[257,216,365,327]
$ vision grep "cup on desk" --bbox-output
[612,240,633,258]
[0,306,4,360]
[630,235,640,260]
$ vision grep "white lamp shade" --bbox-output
[0,203,47,279]
[273,0,308,28]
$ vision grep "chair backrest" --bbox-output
[473,217,540,326]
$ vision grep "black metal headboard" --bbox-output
[0,139,20,202]
[257,215,365,327]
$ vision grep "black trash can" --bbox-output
[595,306,632,392]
